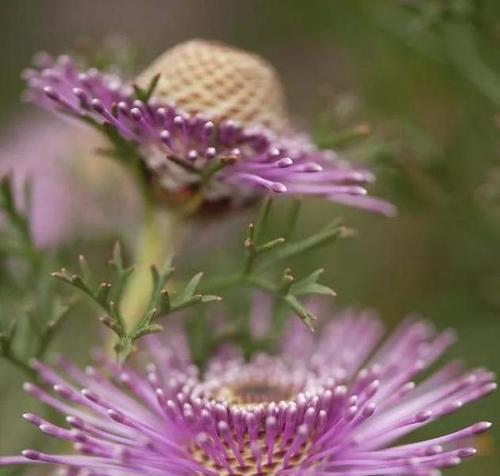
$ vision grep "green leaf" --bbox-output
[109,243,135,304]
[169,272,222,313]
[134,323,164,339]
[254,195,274,242]
[264,221,346,267]
[279,268,295,295]
[256,237,286,253]
[290,269,336,297]
[96,282,112,307]
[133,73,161,103]
[284,295,317,331]
[78,255,93,290]
[199,294,222,304]
[0,175,32,247]
[179,272,204,302]
[298,283,336,296]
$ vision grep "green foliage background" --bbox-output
[0,1,499,474]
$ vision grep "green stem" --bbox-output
[120,205,184,333]
[1,351,36,378]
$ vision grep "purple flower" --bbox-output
[0,117,142,247]
[0,310,494,475]
[22,41,395,216]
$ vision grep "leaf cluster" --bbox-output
[52,243,220,362]
[0,176,73,376]
[203,197,349,334]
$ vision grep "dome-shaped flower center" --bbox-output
[215,380,298,406]
[181,358,319,475]
[136,39,289,131]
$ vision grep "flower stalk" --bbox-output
[120,202,184,332]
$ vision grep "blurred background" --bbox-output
[0,0,499,474]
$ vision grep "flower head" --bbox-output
[1,310,494,475]
[23,41,395,216]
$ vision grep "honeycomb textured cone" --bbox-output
[136,39,289,131]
